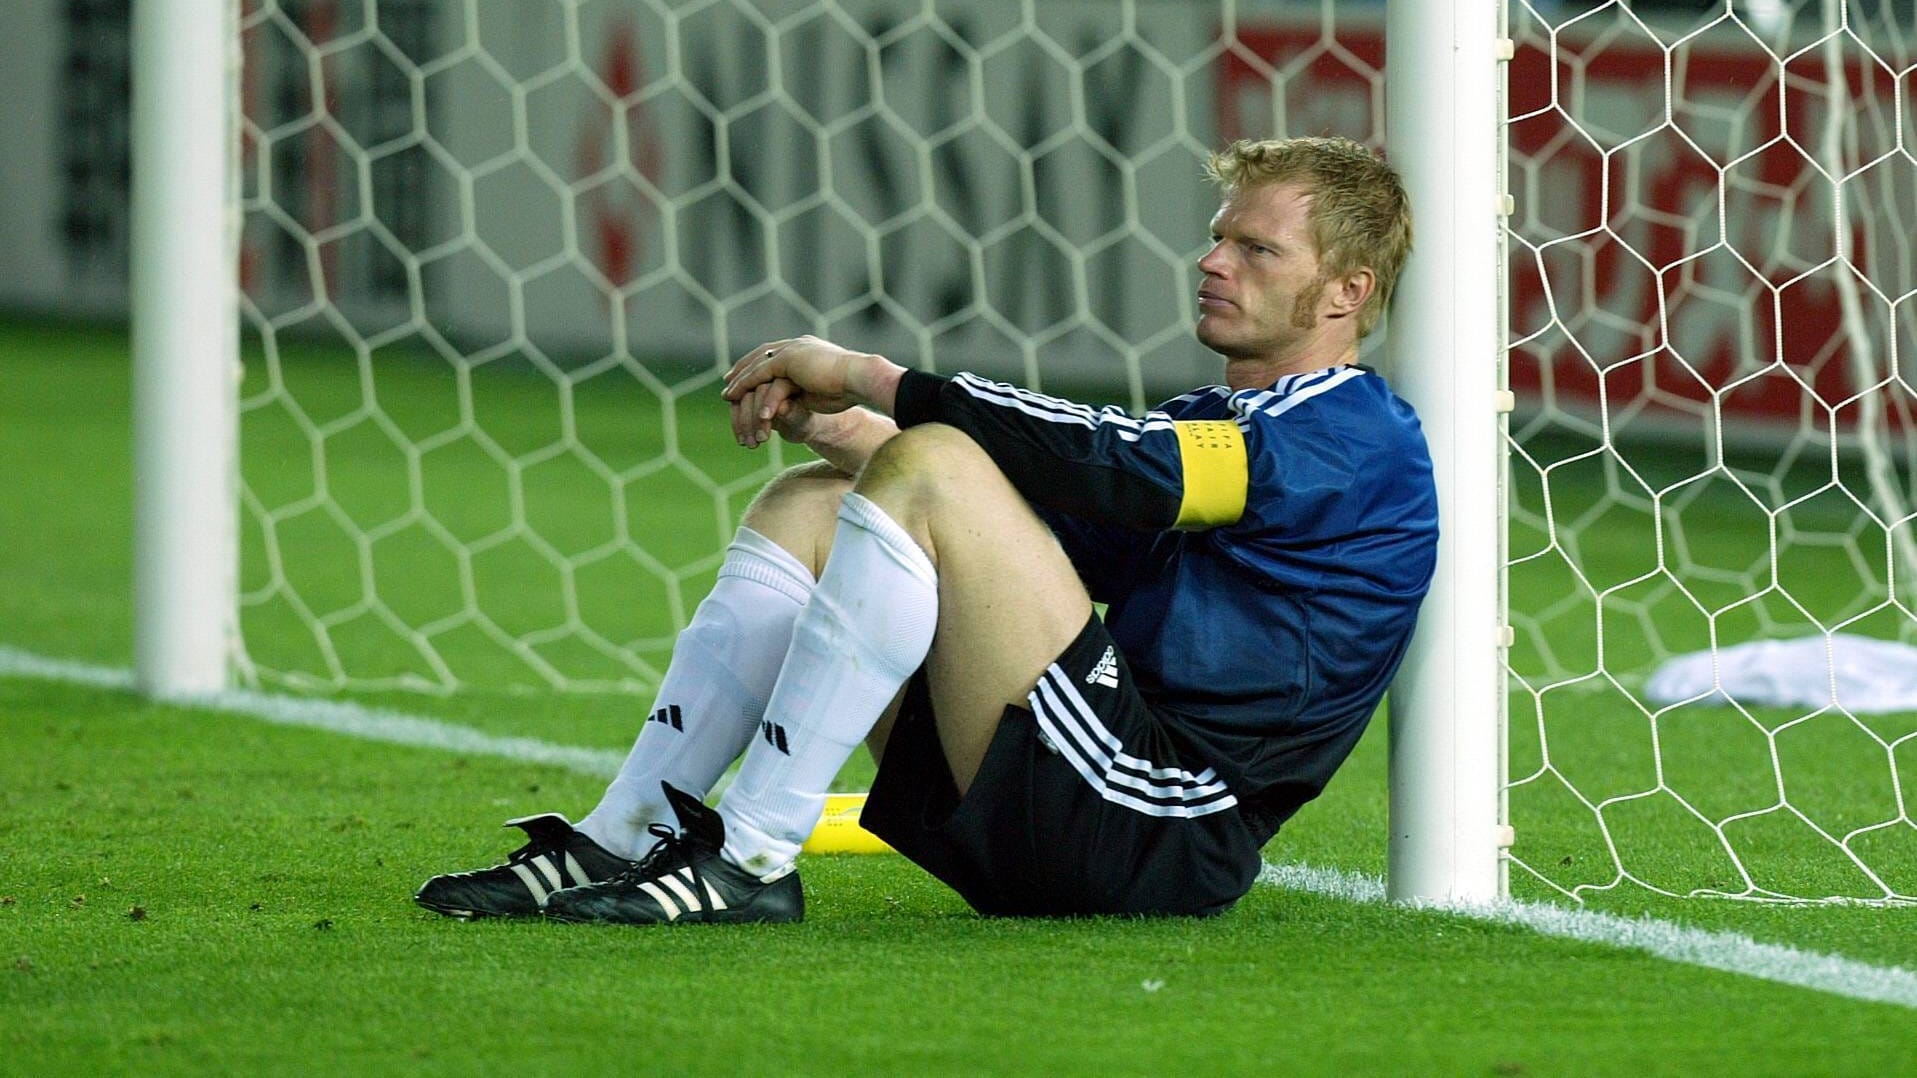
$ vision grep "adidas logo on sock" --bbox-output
[761,720,790,754]
[649,704,684,731]
[1086,647,1120,689]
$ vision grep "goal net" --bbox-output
[235,0,1301,695]
[1506,0,1916,905]
[230,0,1913,904]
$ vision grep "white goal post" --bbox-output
[132,0,240,698]
[1383,0,1507,906]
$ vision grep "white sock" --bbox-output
[575,527,815,859]
[718,493,939,877]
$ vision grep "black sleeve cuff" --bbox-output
[893,369,950,428]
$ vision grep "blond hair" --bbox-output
[1205,137,1413,338]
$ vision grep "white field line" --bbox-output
[1258,863,1917,1010]
[4,645,1912,1010]
[0,647,624,778]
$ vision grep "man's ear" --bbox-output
[1324,268,1377,320]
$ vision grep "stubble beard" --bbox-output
[1197,278,1329,360]
[1289,275,1328,331]
[1196,314,1257,359]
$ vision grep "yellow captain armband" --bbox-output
[1171,420,1248,529]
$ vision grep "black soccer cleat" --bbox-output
[543,783,803,926]
[414,813,632,919]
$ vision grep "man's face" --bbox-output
[1194,182,1328,360]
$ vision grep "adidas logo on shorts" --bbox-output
[1086,647,1120,689]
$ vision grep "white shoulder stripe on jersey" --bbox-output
[950,372,1127,425]
[952,374,1181,444]
[1158,385,1230,410]
[1233,366,1367,422]
[956,375,1166,432]
[953,369,1196,431]
[956,379,1096,429]
[1233,365,1336,414]
[956,373,1132,428]
[1258,366,1366,418]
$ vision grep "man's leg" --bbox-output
[855,425,1094,791]
[542,424,1091,924]
[574,462,850,857]
[715,424,1091,871]
[414,463,850,917]
[849,431,1253,918]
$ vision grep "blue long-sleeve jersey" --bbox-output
[892,365,1438,840]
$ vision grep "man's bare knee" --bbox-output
[740,460,854,578]
[854,424,1090,795]
[858,424,980,483]
[854,424,998,528]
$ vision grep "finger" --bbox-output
[756,381,797,446]
[725,339,792,395]
[725,348,752,387]
[727,340,781,382]
[721,362,755,402]
[759,378,795,423]
[724,357,776,402]
[730,395,752,447]
[749,384,776,447]
[723,352,761,400]
[743,381,766,445]
[732,382,772,446]
[770,399,804,442]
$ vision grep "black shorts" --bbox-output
[861,615,1264,917]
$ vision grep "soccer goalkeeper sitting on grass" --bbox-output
[416,137,1437,923]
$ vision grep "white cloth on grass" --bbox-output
[1644,634,1917,715]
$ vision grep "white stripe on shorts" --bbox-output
[1029,667,1237,818]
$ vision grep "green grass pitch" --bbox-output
[2,319,1914,1074]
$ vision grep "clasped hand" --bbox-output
[721,335,889,450]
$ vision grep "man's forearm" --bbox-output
[804,407,899,475]
[847,353,905,417]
